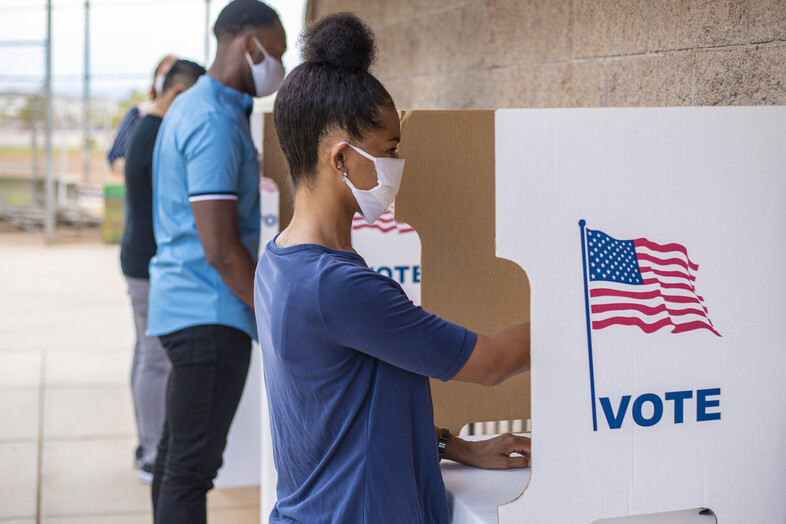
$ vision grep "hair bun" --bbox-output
[301,12,377,71]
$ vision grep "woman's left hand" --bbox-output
[445,433,531,469]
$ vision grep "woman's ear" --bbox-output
[329,141,349,175]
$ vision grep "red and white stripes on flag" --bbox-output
[585,227,720,336]
[259,177,279,194]
[352,205,415,234]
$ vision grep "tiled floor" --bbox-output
[0,232,260,523]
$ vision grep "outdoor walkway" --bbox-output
[0,227,260,523]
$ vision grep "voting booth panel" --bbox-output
[260,109,785,522]
[350,206,422,306]
[494,107,786,523]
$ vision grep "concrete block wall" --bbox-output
[306,0,786,109]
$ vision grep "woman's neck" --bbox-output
[277,182,355,252]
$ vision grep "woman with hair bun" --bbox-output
[255,12,531,523]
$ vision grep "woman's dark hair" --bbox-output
[273,12,395,188]
[213,0,279,41]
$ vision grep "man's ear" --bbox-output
[243,32,261,60]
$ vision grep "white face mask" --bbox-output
[153,74,166,97]
[245,37,285,98]
[339,142,405,225]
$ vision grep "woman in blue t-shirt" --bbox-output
[254,12,532,524]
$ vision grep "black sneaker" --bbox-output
[133,446,144,469]
[138,463,154,484]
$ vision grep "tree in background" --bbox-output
[112,90,147,128]
[17,95,43,127]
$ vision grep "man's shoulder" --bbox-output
[169,79,231,119]
[165,93,236,142]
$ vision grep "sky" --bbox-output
[0,0,306,101]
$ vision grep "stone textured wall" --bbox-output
[306,0,786,109]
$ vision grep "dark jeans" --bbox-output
[152,324,251,524]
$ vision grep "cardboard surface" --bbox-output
[396,110,531,434]
[262,111,532,435]
[494,107,786,522]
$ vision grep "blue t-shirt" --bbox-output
[147,76,260,339]
[254,240,476,524]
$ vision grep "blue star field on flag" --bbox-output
[586,229,643,285]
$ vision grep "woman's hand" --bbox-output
[444,432,531,469]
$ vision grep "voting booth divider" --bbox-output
[259,108,786,523]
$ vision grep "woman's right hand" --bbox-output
[445,432,531,469]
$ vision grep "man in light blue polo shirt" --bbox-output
[147,1,286,522]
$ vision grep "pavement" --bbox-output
[0,226,260,523]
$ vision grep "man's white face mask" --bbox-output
[338,142,406,225]
[245,37,285,98]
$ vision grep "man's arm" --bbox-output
[192,199,256,309]
[451,322,530,386]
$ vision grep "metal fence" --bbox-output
[0,38,51,230]
[0,0,299,242]
[0,2,127,240]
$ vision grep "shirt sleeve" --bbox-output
[107,107,140,164]
[182,112,243,202]
[317,262,476,381]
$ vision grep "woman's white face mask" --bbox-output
[338,142,405,225]
[153,74,166,97]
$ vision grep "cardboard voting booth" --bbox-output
[260,108,786,523]
[494,107,786,523]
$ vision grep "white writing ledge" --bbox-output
[440,435,716,524]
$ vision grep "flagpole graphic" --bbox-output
[579,220,720,431]
[579,219,599,432]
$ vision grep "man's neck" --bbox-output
[207,49,247,94]
[148,95,173,118]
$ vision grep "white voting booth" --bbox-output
[255,107,786,522]
[492,107,786,522]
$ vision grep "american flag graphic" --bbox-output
[584,227,720,336]
[259,177,279,194]
[352,204,415,234]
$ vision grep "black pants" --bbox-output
[152,324,251,524]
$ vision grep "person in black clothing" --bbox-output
[108,54,178,174]
[121,59,206,484]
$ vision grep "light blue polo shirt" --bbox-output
[147,75,260,340]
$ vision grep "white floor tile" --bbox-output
[43,387,134,439]
[0,441,38,519]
